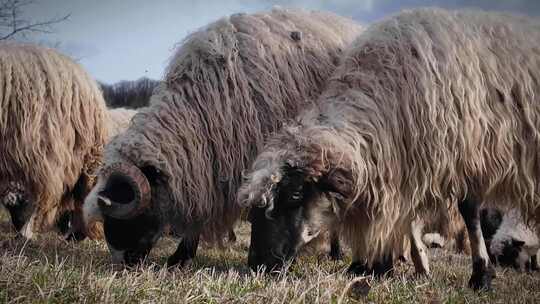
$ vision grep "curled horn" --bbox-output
[97,162,151,220]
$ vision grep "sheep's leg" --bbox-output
[409,219,430,276]
[369,253,394,277]
[347,232,392,276]
[227,229,237,243]
[167,234,200,268]
[458,199,495,290]
[329,230,343,260]
[529,253,539,271]
[347,251,393,277]
[347,241,369,276]
[64,174,91,241]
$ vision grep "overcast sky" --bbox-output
[19,0,540,83]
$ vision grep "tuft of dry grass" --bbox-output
[1,208,539,303]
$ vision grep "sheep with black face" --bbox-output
[481,208,539,272]
[83,8,362,266]
[238,8,540,291]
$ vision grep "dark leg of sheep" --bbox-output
[410,220,430,276]
[347,261,369,276]
[370,253,394,277]
[167,234,200,268]
[347,254,393,277]
[347,241,369,275]
[63,174,91,241]
[458,199,495,291]
[329,230,343,260]
[227,229,237,243]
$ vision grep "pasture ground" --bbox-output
[1,208,539,303]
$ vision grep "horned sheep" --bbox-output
[83,8,363,266]
[238,8,540,291]
[481,208,539,271]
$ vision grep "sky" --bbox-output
[18,0,540,83]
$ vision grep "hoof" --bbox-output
[347,260,393,277]
[329,250,343,261]
[347,261,369,276]
[370,255,394,277]
[167,259,191,269]
[166,256,192,269]
[64,230,86,242]
[469,260,496,291]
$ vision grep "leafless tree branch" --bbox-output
[0,0,69,40]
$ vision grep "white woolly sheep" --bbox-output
[238,8,540,291]
[0,42,108,239]
[83,8,363,266]
[481,208,539,271]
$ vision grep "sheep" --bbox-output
[82,8,363,266]
[1,106,137,240]
[481,208,539,271]
[0,42,109,239]
[238,8,540,291]
[57,107,138,239]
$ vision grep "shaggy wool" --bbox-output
[0,42,108,232]
[90,8,363,241]
[239,8,540,265]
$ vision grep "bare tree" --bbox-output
[0,0,69,40]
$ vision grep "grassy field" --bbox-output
[1,208,539,304]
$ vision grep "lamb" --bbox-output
[481,208,539,271]
[238,8,540,291]
[0,42,108,239]
[83,8,363,266]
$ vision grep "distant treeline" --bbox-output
[99,77,160,109]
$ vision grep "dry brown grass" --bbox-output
[1,208,539,303]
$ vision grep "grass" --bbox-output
[1,208,539,303]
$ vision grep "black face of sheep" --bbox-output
[84,162,164,265]
[247,165,336,271]
[1,186,35,234]
[496,239,526,270]
[4,197,33,232]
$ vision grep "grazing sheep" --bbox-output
[83,8,363,266]
[0,42,108,239]
[1,106,137,239]
[238,8,540,291]
[481,208,539,271]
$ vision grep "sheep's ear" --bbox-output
[316,168,353,202]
